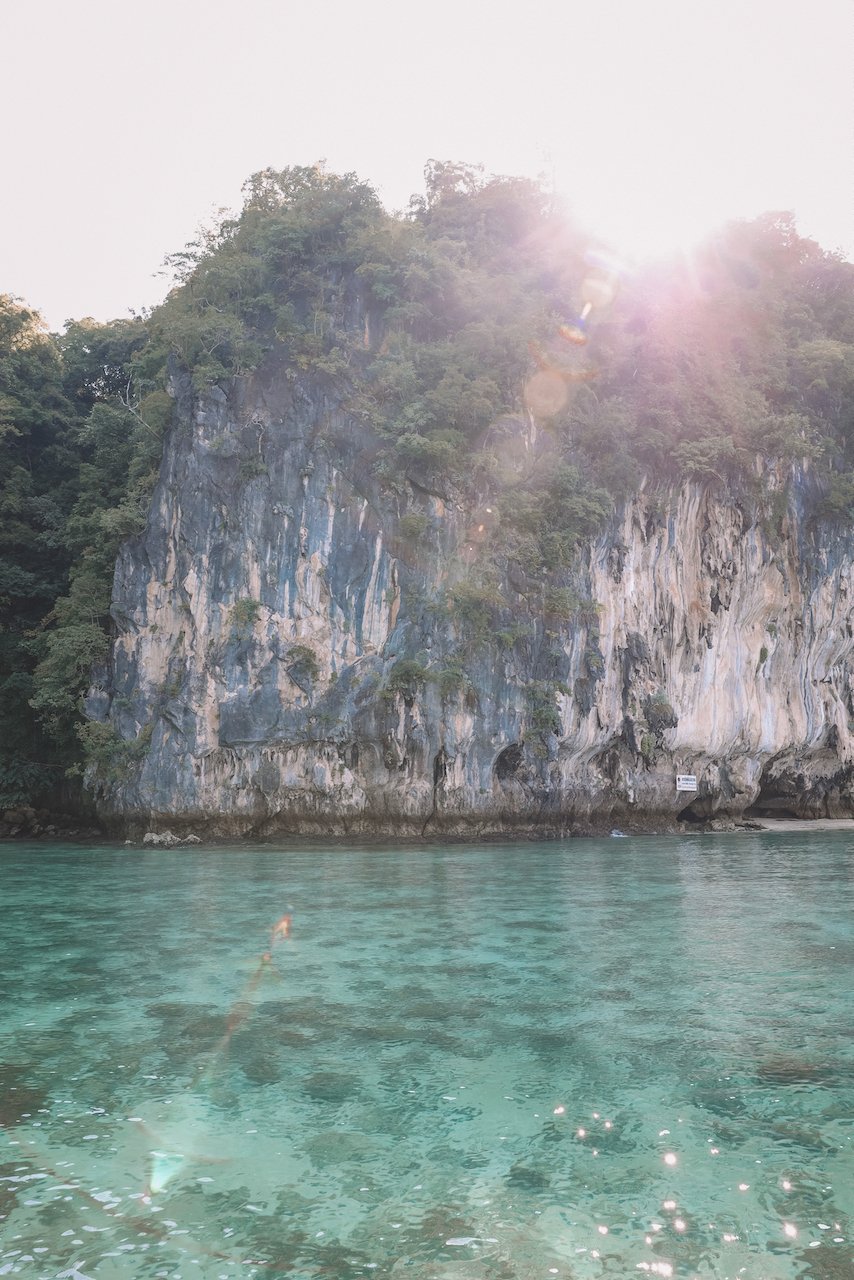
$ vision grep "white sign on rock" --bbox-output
[676,774,698,792]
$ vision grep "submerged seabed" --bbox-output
[0,835,852,1280]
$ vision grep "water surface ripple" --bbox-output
[1,834,852,1278]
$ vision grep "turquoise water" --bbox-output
[0,835,852,1279]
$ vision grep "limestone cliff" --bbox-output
[87,361,854,836]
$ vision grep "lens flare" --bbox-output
[148,1150,187,1195]
[524,368,568,416]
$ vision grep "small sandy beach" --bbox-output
[753,817,854,833]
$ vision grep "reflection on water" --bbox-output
[0,834,852,1277]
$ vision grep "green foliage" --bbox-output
[399,512,430,542]
[30,618,109,743]
[59,316,149,404]
[75,721,124,779]
[382,658,429,702]
[543,587,583,625]
[435,661,470,699]
[393,431,462,482]
[0,296,89,795]
[671,434,737,480]
[583,644,606,678]
[561,214,854,495]
[760,488,790,540]
[500,463,612,571]
[155,165,385,388]
[495,622,530,649]
[639,731,656,764]
[526,679,567,739]
[229,598,262,635]
[0,759,57,809]
[23,311,172,782]
[239,456,269,482]
[76,719,153,784]
[448,576,504,641]
[287,643,320,682]
[819,471,854,520]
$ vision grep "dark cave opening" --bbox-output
[494,743,524,781]
[743,795,800,820]
[677,802,707,823]
[743,765,801,819]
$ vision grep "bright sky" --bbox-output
[4,0,852,330]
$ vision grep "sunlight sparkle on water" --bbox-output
[1,834,852,1277]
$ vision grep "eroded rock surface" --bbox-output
[88,363,854,836]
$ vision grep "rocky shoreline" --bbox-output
[0,805,104,842]
[3,805,853,845]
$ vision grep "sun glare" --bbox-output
[553,143,752,268]
[535,4,795,268]
[575,191,726,266]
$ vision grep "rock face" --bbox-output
[88,360,854,836]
